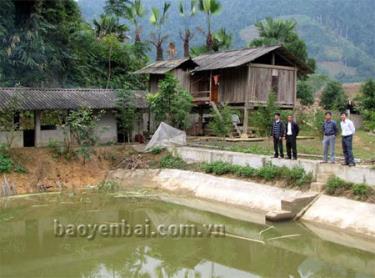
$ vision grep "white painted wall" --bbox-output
[0,131,23,148]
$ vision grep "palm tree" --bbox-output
[93,15,129,88]
[212,28,232,51]
[198,0,221,51]
[249,17,297,47]
[178,0,197,57]
[124,0,146,43]
[149,2,171,61]
[249,17,315,72]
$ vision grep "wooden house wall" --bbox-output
[172,68,191,92]
[219,67,249,103]
[249,64,296,107]
[149,74,164,93]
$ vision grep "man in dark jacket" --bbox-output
[285,114,300,160]
[271,113,285,158]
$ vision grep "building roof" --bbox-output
[135,46,313,75]
[192,46,312,73]
[0,88,147,111]
[133,58,198,74]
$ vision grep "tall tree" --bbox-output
[93,14,129,88]
[178,0,197,57]
[105,0,146,43]
[249,17,316,74]
[198,0,221,51]
[149,2,171,61]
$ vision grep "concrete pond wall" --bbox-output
[107,168,375,239]
[172,146,375,187]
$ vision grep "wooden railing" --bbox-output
[191,91,210,103]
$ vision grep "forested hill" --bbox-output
[78,0,375,83]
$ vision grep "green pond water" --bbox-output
[1,191,375,278]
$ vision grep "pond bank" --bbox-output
[107,168,375,239]
[171,146,375,188]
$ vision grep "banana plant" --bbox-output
[149,1,171,61]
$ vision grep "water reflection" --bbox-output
[0,193,374,278]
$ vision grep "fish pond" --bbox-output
[0,191,374,278]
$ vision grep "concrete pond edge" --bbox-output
[107,168,375,239]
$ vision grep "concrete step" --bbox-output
[310,182,326,192]
[266,210,295,222]
[281,193,317,214]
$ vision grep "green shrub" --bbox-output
[352,184,369,197]
[208,105,235,138]
[160,154,186,169]
[325,176,353,195]
[201,161,233,175]
[282,166,313,187]
[256,163,281,181]
[0,144,10,157]
[97,180,119,193]
[150,147,165,155]
[0,154,13,173]
[14,164,28,174]
[234,166,256,178]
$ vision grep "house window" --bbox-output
[271,69,279,94]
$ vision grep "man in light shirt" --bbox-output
[340,112,356,167]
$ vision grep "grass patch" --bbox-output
[160,154,186,169]
[97,180,119,193]
[150,147,165,155]
[200,161,312,188]
[0,154,13,173]
[325,176,374,202]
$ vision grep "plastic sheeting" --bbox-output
[145,122,187,151]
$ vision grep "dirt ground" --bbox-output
[4,145,160,194]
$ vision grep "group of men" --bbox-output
[271,111,356,166]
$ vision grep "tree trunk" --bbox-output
[183,30,190,58]
[135,27,141,43]
[156,42,163,61]
[206,32,213,51]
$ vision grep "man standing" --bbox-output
[285,114,299,160]
[322,112,338,163]
[340,112,356,167]
[272,113,285,158]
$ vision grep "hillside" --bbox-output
[77,0,375,82]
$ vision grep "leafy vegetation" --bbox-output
[297,80,314,106]
[97,180,120,192]
[116,88,138,143]
[147,74,193,129]
[0,0,147,88]
[0,154,13,173]
[208,105,234,138]
[249,17,315,74]
[249,93,279,136]
[320,81,348,111]
[67,108,103,163]
[326,176,374,201]
[357,79,375,132]
[201,161,312,187]
[160,154,186,169]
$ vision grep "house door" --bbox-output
[210,76,219,103]
[23,130,35,147]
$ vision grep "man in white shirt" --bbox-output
[340,112,356,167]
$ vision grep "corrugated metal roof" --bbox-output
[0,88,147,111]
[133,58,193,74]
[134,46,313,74]
[192,46,280,71]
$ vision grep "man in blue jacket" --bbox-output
[272,113,285,158]
[322,112,338,163]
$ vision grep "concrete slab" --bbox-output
[302,195,375,238]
